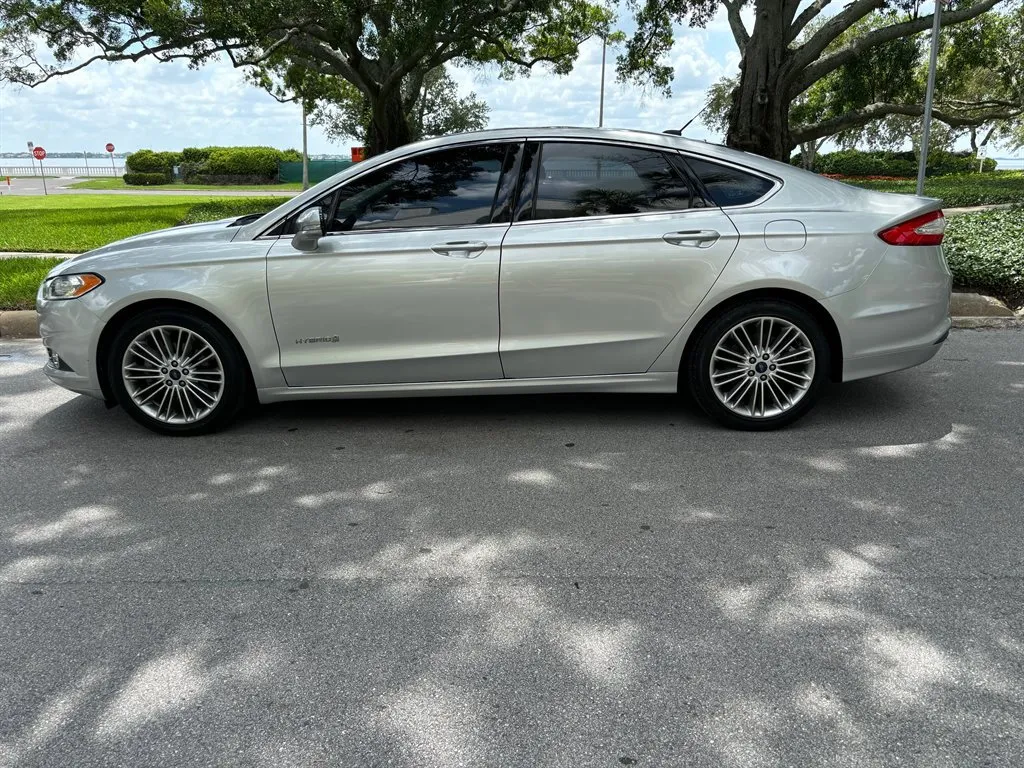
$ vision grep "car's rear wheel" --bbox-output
[687,300,830,430]
[107,309,248,435]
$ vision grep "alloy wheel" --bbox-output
[121,325,225,424]
[709,316,816,418]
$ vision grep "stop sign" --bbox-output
[105,143,115,153]
[32,147,46,161]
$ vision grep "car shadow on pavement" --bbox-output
[5,345,1022,766]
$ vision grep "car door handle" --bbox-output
[663,230,720,248]
[431,241,488,259]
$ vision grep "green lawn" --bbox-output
[69,178,302,192]
[0,257,67,310]
[843,172,1024,208]
[0,194,282,254]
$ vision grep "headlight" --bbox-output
[42,273,104,300]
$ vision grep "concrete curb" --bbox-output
[0,310,39,339]
[3,308,1022,340]
[0,251,75,260]
[949,292,1016,317]
[952,316,1024,329]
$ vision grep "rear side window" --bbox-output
[523,142,693,221]
[686,157,775,207]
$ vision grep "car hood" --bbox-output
[51,217,246,276]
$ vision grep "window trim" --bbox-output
[675,152,782,210]
[511,142,540,222]
[489,142,525,224]
[512,139,700,225]
[257,138,525,239]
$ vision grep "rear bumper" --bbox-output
[840,322,948,382]
[823,243,952,382]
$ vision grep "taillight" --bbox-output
[878,210,946,246]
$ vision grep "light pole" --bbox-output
[917,0,942,196]
[598,35,606,128]
[301,100,310,190]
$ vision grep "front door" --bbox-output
[268,141,521,387]
[498,140,740,378]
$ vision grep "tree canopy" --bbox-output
[618,0,1016,159]
[305,67,491,147]
[700,6,1023,162]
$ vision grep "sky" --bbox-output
[0,10,743,157]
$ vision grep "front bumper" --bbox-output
[37,297,106,400]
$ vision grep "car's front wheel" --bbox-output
[107,309,248,435]
[687,300,830,430]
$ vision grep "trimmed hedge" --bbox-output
[122,171,172,186]
[125,149,181,174]
[205,147,281,179]
[178,146,301,184]
[945,207,1024,310]
[794,149,997,177]
[126,146,301,184]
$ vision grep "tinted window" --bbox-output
[525,143,692,221]
[330,144,508,231]
[686,158,774,207]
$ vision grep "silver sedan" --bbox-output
[37,127,951,435]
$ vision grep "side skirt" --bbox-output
[257,372,679,403]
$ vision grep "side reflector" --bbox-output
[878,210,946,246]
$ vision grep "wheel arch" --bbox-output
[96,298,257,403]
[679,287,844,383]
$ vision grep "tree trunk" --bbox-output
[726,2,793,161]
[366,87,413,157]
[800,140,818,170]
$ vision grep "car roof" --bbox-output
[411,126,797,175]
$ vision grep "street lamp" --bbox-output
[598,35,607,128]
[917,0,943,196]
[301,100,310,190]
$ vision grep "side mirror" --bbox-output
[292,208,325,252]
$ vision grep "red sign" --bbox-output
[351,146,365,162]
[105,143,115,153]
[32,147,46,161]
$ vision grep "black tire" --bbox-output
[107,308,249,435]
[686,299,830,431]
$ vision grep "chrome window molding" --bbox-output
[508,206,718,228]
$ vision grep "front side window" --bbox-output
[328,144,510,232]
[685,157,775,207]
[522,142,693,221]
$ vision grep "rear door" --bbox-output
[498,140,740,378]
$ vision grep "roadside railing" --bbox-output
[0,166,123,177]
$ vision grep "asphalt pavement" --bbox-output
[1,330,1023,767]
